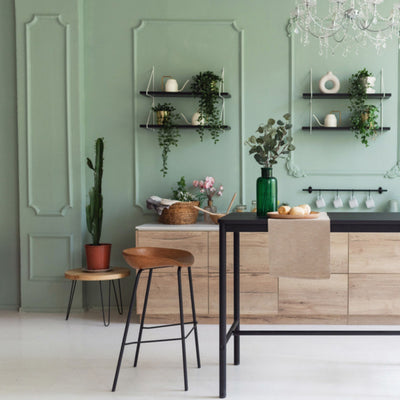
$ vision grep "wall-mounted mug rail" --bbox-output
[303,186,387,194]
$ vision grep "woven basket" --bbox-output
[159,201,200,225]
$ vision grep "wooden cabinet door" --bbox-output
[208,272,278,316]
[349,233,400,273]
[278,275,348,316]
[349,274,400,315]
[209,232,269,273]
[208,232,276,316]
[135,231,208,316]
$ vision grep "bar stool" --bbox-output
[112,247,201,392]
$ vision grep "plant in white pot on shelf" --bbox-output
[85,137,111,270]
[348,69,379,146]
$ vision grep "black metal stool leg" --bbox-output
[66,280,77,320]
[188,267,201,368]
[99,281,111,327]
[112,280,124,315]
[134,269,153,367]
[177,267,188,391]
[112,270,142,392]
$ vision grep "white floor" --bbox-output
[1,311,400,399]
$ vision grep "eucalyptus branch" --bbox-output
[246,113,295,168]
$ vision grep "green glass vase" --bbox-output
[256,167,277,216]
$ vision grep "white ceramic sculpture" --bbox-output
[319,71,340,94]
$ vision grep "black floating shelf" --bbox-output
[140,91,231,98]
[303,93,391,99]
[302,126,390,131]
[140,124,231,130]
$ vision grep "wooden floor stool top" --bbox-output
[65,267,130,281]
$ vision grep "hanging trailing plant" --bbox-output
[152,103,180,177]
[348,69,379,146]
[191,71,224,143]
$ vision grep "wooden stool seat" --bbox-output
[122,247,194,270]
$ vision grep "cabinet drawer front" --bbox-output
[136,269,208,315]
[279,275,348,315]
[349,233,400,273]
[209,232,269,273]
[349,274,400,315]
[330,233,348,273]
[136,231,208,271]
[208,272,278,316]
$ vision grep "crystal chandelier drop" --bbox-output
[289,0,400,56]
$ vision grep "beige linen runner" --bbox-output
[268,212,330,279]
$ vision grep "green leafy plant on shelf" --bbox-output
[348,69,379,146]
[245,113,295,167]
[171,176,198,202]
[191,71,224,143]
[152,103,180,177]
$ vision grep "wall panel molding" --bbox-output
[132,19,244,211]
[25,14,73,215]
[28,233,72,281]
[16,0,83,311]
[287,26,400,178]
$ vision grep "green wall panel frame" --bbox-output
[26,15,73,216]
[15,0,84,311]
[286,24,400,178]
[132,19,244,211]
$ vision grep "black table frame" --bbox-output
[218,212,400,398]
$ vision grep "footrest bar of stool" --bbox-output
[143,321,195,330]
[125,327,196,346]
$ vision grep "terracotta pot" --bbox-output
[85,243,111,270]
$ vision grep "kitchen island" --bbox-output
[135,212,400,324]
[218,212,400,398]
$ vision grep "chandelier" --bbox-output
[289,0,400,55]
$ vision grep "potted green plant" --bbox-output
[348,69,379,146]
[191,71,224,143]
[85,137,111,270]
[159,177,200,225]
[152,103,180,177]
[245,113,294,216]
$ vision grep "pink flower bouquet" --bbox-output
[193,176,224,203]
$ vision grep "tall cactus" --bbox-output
[86,138,104,245]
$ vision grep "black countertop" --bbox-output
[219,212,400,233]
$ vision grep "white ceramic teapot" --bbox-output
[162,76,189,92]
[313,110,341,128]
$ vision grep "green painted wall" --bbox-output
[2,0,400,308]
[0,0,19,309]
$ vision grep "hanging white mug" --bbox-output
[315,193,326,208]
[333,194,343,208]
[349,194,359,208]
[365,194,375,209]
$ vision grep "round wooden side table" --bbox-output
[64,267,130,326]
